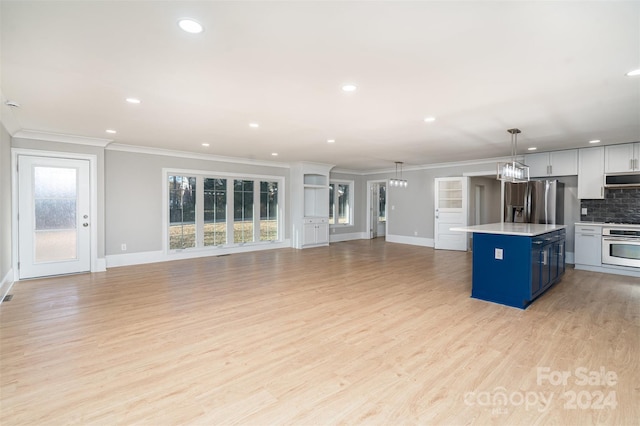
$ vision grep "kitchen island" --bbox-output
[451,223,567,309]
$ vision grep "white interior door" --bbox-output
[18,156,91,279]
[434,177,468,251]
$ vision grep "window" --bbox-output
[168,175,197,249]
[204,178,226,246]
[165,171,283,251]
[234,180,254,243]
[260,181,278,241]
[329,180,354,225]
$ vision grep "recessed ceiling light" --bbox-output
[342,84,357,92]
[106,129,117,134]
[424,116,436,123]
[589,139,601,144]
[626,68,640,77]
[178,19,204,34]
[527,147,537,151]
[202,143,210,147]
[271,152,278,156]
[327,139,335,143]
[126,98,141,104]
[249,123,259,128]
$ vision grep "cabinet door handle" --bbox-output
[601,186,604,197]
[542,250,548,265]
[631,159,635,170]
[549,164,552,175]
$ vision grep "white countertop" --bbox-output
[450,222,566,237]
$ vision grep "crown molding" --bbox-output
[13,130,113,147]
[333,155,523,176]
[106,143,291,169]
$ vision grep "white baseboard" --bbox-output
[0,268,15,303]
[330,232,368,243]
[575,263,640,278]
[106,239,292,268]
[385,234,434,247]
[94,257,107,272]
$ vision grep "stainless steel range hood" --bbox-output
[604,172,640,188]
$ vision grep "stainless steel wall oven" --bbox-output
[602,227,640,268]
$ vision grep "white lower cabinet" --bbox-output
[574,224,602,267]
[303,218,329,247]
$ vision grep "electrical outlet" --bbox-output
[495,248,503,260]
[581,207,587,215]
[414,231,418,236]
[121,243,127,251]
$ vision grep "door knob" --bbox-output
[83,223,89,227]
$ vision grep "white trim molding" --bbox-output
[13,130,112,147]
[108,143,290,169]
[330,232,368,243]
[0,268,15,304]
[385,234,434,247]
[106,239,292,268]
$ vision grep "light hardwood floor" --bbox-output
[1,239,639,425]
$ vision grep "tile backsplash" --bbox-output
[580,188,640,223]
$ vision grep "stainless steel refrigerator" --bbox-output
[504,180,564,224]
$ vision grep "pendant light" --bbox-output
[390,161,408,187]
[497,128,529,182]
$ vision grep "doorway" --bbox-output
[15,154,94,279]
[367,181,386,239]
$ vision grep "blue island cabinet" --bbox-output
[471,229,566,309]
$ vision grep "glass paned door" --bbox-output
[434,177,468,251]
[18,156,91,279]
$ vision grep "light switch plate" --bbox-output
[495,248,503,260]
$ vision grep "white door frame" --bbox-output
[366,179,387,240]
[12,148,99,278]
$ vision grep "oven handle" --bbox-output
[603,237,640,243]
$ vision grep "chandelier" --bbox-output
[390,161,408,187]
[497,128,529,182]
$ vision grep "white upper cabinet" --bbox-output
[604,143,640,173]
[524,150,578,177]
[577,146,604,199]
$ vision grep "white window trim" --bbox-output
[329,179,355,227]
[162,168,285,253]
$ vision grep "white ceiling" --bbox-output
[1,1,639,171]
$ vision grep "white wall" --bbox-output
[0,123,12,286]
[104,148,290,256]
